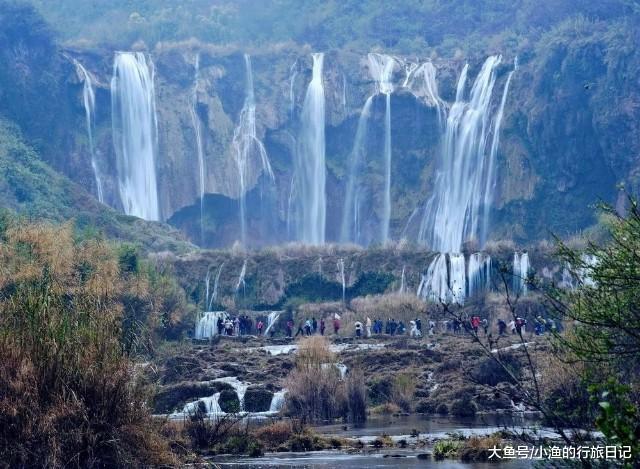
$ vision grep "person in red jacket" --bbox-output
[333,317,341,335]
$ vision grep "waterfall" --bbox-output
[513,252,530,295]
[183,392,223,415]
[269,390,287,413]
[111,52,160,221]
[233,54,274,246]
[204,263,224,310]
[337,258,346,303]
[418,253,466,304]
[264,311,281,336]
[468,252,492,297]
[235,259,247,294]
[368,53,396,244]
[419,56,503,252]
[72,59,104,203]
[449,253,466,302]
[399,266,406,293]
[416,56,515,304]
[189,53,206,244]
[289,60,298,120]
[340,96,373,244]
[482,67,515,245]
[294,53,326,244]
[204,266,212,310]
[418,253,449,302]
[209,263,224,310]
[405,61,445,122]
[195,311,228,339]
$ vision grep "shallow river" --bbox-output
[214,414,543,468]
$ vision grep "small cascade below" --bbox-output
[195,311,228,340]
[368,53,396,244]
[180,377,251,417]
[264,311,281,336]
[293,53,326,245]
[235,260,247,295]
[189,53,206,244]
[72,58,104,203]
[337,258,346,303]
[513,252,530,295]
[204,266,212,310]
[418,254,449,303]
[232,54,274,246]
[340,95,373,244]
[449,253,466,301]
[399,266,406,294]
[418,253,466,304]
[468,253,492,297]
[183,392,222,415]
[209,263,224,310]
[204,263,225,310]
[111,51,160,221]
[269,390,287,413]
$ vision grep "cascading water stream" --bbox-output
[468,252,492,297]
[264,311,281,336]
[399,266,406,294]
[294,53,326,245]
[189,53,206,244]
[209,263,224,310]
[420,56,502,252]
[111,51,160,221]
[513,252,530,295]
[233,54,274,246]
[416,56,514,304]
[340,96,373,244]
[235,259,247,295]
[72,58,104,203]
[195,311,228,339]
[337,258,346,303]
[368,53,396,244]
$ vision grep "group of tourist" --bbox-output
[211,312,559,339]
[215,314,269,336]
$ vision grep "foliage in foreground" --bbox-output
[0,222,179,467]
[552,198,640,466]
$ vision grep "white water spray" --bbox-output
[111,52,160,220]
[235,259,247,294]
[189,53,206,244]
[513,251,530,295]
[232,54,274,246]
[368,53,396,244]
[73,59,104,203]
[294,53,326,244]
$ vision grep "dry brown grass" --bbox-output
[285,336,367,423]
[0,221,179,467]
[253,421,294,449]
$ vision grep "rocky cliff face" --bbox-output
[45,32,640,248]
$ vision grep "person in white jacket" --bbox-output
[366,317,372,337]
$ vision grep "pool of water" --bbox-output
[213,414,545,468]
[215,450,532,468]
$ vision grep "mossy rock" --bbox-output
[244,386,274,412]
[219,389,241,413]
